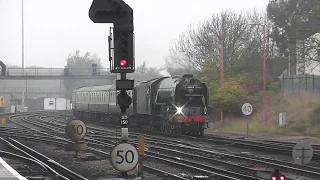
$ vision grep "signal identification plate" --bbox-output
[116,80,134,90]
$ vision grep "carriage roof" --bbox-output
[73,85,112,93]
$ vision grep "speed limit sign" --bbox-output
[110,143,139,172]
[242,103,253,116]
[65,119,87,141]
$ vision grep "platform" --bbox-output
[0,157,27,180]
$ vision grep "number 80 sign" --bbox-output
[65,119,87,141]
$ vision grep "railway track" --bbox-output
[74,113,320,164]
[5,112,318,179]
[0,136,87,180]
[200,135,320,158]
[1,114,189,179]
[3,113,260,179]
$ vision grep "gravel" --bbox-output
[19,139,161,180]
[205,130,320,144]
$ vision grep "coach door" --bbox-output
[146,85,151,115]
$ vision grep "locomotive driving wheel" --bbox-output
[198,123,204,136]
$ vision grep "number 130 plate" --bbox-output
[110,143,139,172]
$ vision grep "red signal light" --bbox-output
[271,176,276,180]
[280,175,285,180]
[120,59,127,67]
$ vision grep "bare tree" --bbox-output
[167,10,268,78]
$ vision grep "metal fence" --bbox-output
[5,68,111,76]
[281,75,320,94]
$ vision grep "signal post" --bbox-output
[89,0,137,178]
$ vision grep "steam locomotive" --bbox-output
[72,74,210,136]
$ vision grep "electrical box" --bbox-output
[279,112,287,127]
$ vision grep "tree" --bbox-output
[166,9,291,119]
[167,10,274,80]
[267,0,320,75]
[63,50,108,98]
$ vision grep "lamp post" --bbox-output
[21,0,25,108]
[249,23,267,126]
[208,33,224,123]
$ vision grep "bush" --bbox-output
[209,93,320,137]
[211,75,248,116]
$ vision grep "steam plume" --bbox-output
[158,69,171,77]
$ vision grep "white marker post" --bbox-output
[65,119,87,160]
[110,143,139,172]
[241,103,253,136]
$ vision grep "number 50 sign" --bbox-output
[65,119,87,141]
[110,143,139,172]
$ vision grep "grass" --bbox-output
[208,93,320,143]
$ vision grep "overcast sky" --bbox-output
[0,0,269,69]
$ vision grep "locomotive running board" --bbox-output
[184,94,203,96]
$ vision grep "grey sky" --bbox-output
[0,0,269,69]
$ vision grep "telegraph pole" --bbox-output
[249,23,268,126]
[263,24,267,126]
[208,33,224,123]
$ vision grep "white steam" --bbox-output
[158,69,171,77]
